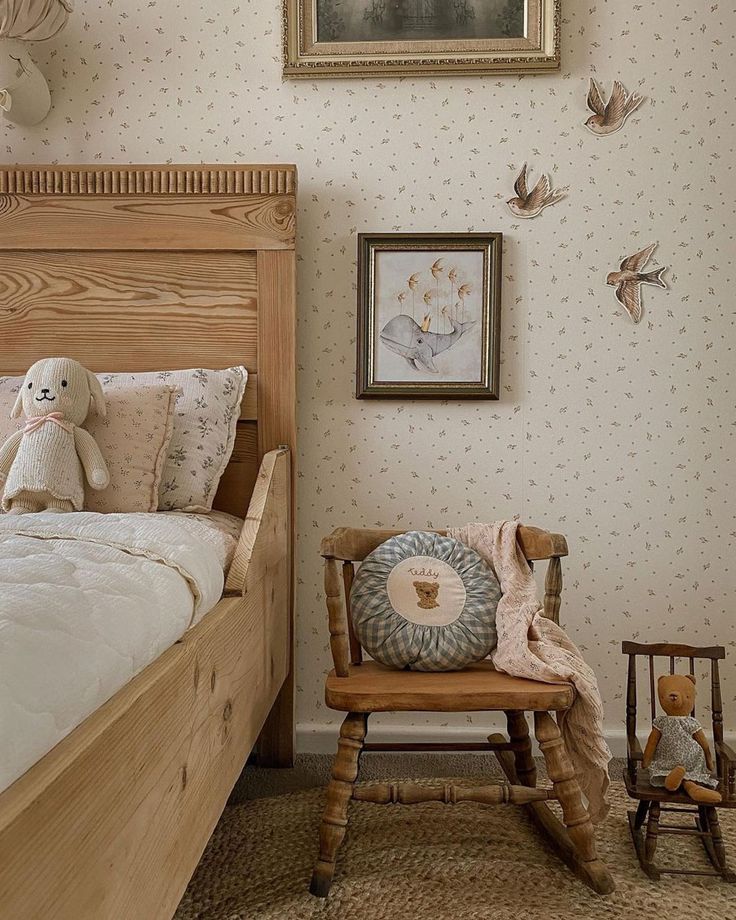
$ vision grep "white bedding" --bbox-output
[0,510,242,795]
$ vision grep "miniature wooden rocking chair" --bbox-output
[623,642,736,881]
[310,526,615,898]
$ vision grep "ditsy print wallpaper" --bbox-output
[6,1,735,748]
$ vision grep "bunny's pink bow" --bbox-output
[23,412,74,435]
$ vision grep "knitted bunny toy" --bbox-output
[0,357,109,514]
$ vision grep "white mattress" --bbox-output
[0,510,242,795]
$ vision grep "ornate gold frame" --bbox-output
[284,0,560,78]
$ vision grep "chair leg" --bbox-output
[634,799,649,831]
[644,801,660,871]
[627,800,660,880]
[310,712,367,898]
[534,711,615,894]
[506,710,537,788]
[704,806,736,882]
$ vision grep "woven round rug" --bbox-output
[175,780,736,920]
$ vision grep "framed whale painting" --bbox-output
[284,1,560,77]
[356,233,501,399]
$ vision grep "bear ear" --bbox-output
[657,674,666,685]
[685,673,696,685]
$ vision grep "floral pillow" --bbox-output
[100,367,247,512]
[83,386,178,513]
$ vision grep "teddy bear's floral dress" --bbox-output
[649,715,719,788]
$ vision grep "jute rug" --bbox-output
[175,780,736,920]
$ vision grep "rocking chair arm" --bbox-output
[716,740,736,764]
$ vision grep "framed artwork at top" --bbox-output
[356,233,502,399]
[283,0,560,78]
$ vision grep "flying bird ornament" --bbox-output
[507,164,565,219]
[585,78,644,136]
[607,243,667,323]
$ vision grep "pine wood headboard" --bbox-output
[0,164,297,517]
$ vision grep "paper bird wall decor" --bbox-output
[607,243,667,323]
[585,78,645,136]
[507,163,565,219]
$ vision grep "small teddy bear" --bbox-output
[642,672,721,804]
[413,580,440,610]
[0,357,110,514]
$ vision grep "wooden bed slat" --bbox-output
[0,250,259,372]
[0,194,295,251]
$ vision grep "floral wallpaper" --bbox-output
[6,1,735,749]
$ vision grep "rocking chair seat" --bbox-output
[325,660,575,713]
[624,769,736,807]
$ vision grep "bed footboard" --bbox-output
[0,448,292,920]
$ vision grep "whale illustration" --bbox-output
[379,314,475,374]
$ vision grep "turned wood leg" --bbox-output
[698,806,736,880]
[644,801,660,867]
[310,713,367,898]
[506,710,537,788]
[534,711,614,894]
[705,807,727,869]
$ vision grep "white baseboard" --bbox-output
[297,722,736,759]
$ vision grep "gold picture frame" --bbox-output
[284,0,560,78]
[356,233,502,399]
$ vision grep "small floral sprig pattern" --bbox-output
[8,0,735,740]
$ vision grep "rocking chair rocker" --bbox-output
[310,526,615,898]
[623,641,736,882]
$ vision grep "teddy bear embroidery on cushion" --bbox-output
[642,672,721,804]
[413,580,440,610]
[0,357,110,514]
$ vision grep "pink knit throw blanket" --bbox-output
[449,521,610,823]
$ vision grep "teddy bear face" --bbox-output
[13,357,105,426]
[657,672,697,717]
[413,580,440,610]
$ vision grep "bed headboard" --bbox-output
[0,164,296,516]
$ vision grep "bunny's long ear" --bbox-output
[86,370,106,418]
[11,389,24,418]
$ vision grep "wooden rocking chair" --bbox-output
[309,526,615,898]
[623,641,736,881]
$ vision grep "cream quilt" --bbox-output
[0,511,231,794]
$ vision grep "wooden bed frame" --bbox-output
[0,164,297,919]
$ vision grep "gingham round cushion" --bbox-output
[350,531,500,672]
